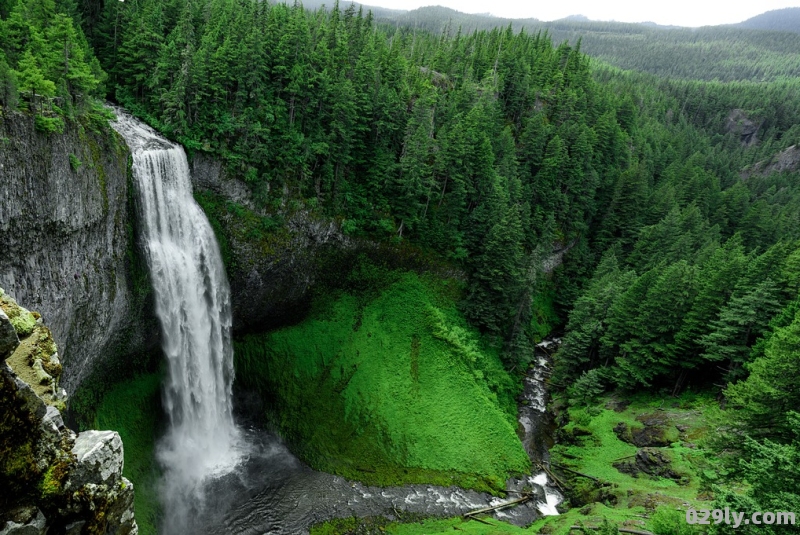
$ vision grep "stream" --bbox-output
[188,340,563,534]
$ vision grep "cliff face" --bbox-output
[0,113,158,395]
[741,144,800,179]
[0,291,137,535]
[0,109,349,395]
[190,153,352,332]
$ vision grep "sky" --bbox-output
[354,0,800,27]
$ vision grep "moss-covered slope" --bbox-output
[235,271,530,492]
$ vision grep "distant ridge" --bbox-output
[737,7,800,33]
[275,1,800,82]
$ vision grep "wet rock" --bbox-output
[0,507,46,535]
[64,521,85,535]
[189,153,354,332]
[613,448,681,480]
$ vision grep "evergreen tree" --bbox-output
[701,278,783,382]
[13,48,55,111]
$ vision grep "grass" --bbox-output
[552,392,721,509]
[94,372,164,535]
[235,270,530,492]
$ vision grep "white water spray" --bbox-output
[111,109,245,532]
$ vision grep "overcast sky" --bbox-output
[357,0,800,27]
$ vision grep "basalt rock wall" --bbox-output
[0,112,158,395]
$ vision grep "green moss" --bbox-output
[3,442,36,480]
[313,514,533,534]
[387,517,531,534]
[94,372,163,535]
[235,270,529,493]
[9,311,36,337]
[0,290,37,337]
[39,462,67,500]
[69,153,82,170]
[528,502,654,535]
[193,191,235,271]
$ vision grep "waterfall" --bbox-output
[111,109,245,532]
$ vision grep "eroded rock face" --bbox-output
[0,112,158,395]
[741,144,800,178]
[0,293,137,535]
[0,309,18,360]
[190,153,353,332]
[726,109,760,146]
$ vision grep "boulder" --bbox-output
[726,109,760,146]
[0,308,19,358]
[613,414,672,447]
[68,431,125,489]
[613,448,682,481]
[0,507,46,535]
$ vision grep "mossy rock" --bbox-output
[0,289,37,338]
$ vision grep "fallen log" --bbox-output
[537,463,569,491]
[551,463,601,482]
[467,515,494,526]
[464,495,531,518]
[569,526,654,535]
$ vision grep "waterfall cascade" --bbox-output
[109,107,560,533]
[111,109,245,531]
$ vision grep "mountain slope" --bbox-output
[738,7,800,33]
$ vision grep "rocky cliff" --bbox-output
[190,153,353,332]
[741,144,800,178]
[0,290,137,535]
[0,112,158,395]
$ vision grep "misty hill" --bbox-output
[377,6,800,81]
[281,2,800,82]
[737,7,800,33]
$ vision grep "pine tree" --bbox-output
[725,311,800,441]
[13,49,55,111]
[700,278,783,382]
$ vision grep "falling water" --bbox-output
[111,109,245,532]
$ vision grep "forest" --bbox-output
[367,5,800,82]
[1,0,799,532]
